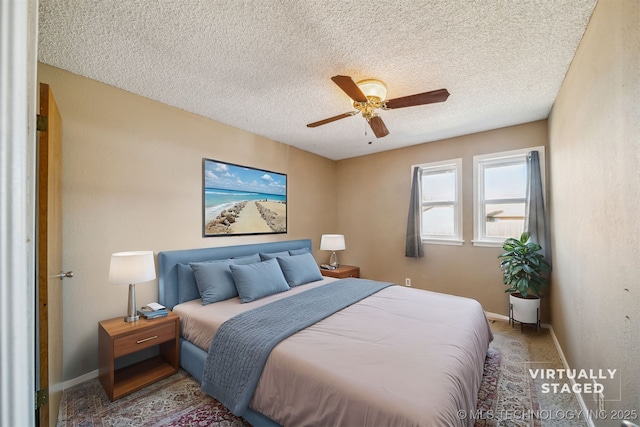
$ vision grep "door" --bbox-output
[36,83,65,427]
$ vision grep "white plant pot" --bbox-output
[509,294,540,325]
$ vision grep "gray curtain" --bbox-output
[405,166,424,258]
[525,151,552,268]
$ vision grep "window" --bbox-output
[473,147,545,247]
[413,159,463,245]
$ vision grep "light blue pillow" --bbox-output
[189,260,238,305]
[288,248,309,256]
[277,252,323,287]
[232,253,261,265]
[177,263,201,303]
[230,259,290,303]
[259,251,290,261]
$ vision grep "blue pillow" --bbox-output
[259,251,290,261]
[177,263,201,303]
[288,248,309,256]
[232,253,261,265]
[189,260,238,305]
[230,259,290,303]
[277,252,323,287]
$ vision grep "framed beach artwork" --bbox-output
[202,158,287,237]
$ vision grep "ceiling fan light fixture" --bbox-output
[308,74,448,140]
[356,79,387,102]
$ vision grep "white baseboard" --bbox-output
[484,313,595,427]
[544,324,595,427]
[62,369,98,391]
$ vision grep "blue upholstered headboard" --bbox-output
[158,239,313,309]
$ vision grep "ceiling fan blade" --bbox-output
[331,75,368,103]
[368,116,390,138]
[384,88,450,109]
[307,111,358,128]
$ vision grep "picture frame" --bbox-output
[202,158,287,237]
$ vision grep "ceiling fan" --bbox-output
[307,75,450,138]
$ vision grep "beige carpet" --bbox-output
[57,318,586,427]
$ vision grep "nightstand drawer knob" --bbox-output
[136,335,158,344]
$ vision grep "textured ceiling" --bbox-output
[38,0,597,160]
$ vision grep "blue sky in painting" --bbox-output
[204,160,286,196]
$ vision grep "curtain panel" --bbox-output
[405,166,424,258]
[525,151,552,268]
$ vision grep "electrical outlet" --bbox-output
[597,391,605,412]
[405,278,411,287]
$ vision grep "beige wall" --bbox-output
[38,64,337,381]
[335,121,549,317]
[548,0,640,421]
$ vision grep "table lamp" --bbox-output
[320,234,346,268]
[108,251,156,322]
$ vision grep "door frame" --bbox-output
[0,0,38,426]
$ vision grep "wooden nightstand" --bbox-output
[98,311,180,401]
[320,265,360,279]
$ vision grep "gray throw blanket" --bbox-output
[201,278,394,416]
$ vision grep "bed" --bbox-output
[158,239,493,427]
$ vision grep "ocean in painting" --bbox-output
[204,188,286,223]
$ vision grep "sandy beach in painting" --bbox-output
[205,200,286,235]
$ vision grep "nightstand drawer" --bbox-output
[113,322,175,358]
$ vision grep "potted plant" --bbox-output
[498,232,551,328]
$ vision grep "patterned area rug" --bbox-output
[474,323,541,427]
[57,322,541,427]
[57,371,250,427]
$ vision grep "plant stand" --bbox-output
[509,294,540,332]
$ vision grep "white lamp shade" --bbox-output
[108,251,156,285]
[320,234,346,251]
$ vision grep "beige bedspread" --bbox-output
[174,278,492,427]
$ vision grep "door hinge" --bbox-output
[35,388,48,408]
[37,114,48,132]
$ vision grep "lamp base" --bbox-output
[329,251,339,268]
[124,283,139,323]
